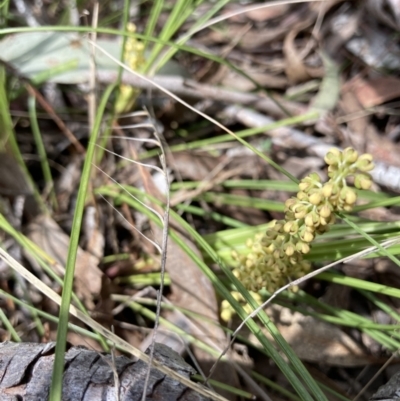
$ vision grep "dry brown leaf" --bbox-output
[338,86,400,167]
[27,214,103,309]
[258,305,376,367]
[348,76,400,108]
[283,26,312,84]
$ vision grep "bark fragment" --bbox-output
[0,341,213,401]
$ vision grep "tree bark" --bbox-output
[0,341,213,401]
[370,370,400,401]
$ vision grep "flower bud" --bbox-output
[284,243,295,256]
[296,241,310,254]
[302,228,314,243]
[285,210,295,220]
[252,242,262,253]
[319,204,331,218]
[355,173,372,190]
[309,192,322,205]
[356,154,374,172]
[343,147,359,163]
[294,208,307,219]
[299,182,310,192]
[339,187,356,203]
[246,259,255,269]
[283,221,291,233]
[320,216,328,226]
[263,243,273,254]
[266,226,279,239]
[324,148,341,165]
[344,188,357,204]
[297,191,309,201]
[322,183,333,198]
[305,212,319,227]
[285,198,297,210]
[299,173,321,192]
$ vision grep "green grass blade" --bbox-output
[143,0,164,50]
[0,306,20,341]
[318,272,400,299]
[340,214,400,267]
[353,196,400,212]
[49,84,115,401]
[153,0,231,72]
[144,0,192,71]
[28,95,58,209]
[198,192,284,211]
[174,203,248,228]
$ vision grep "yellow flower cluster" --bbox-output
[233,148,374,293]
[115,23,145,114]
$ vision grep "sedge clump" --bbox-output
[233,147,374,293]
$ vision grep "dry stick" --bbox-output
[139,117,171,401]
[207,237,400,381]
[352,351,398,401]
[25,84,85,154]
[0,247,227,401]
[95,72,306,118]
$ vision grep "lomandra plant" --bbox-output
[233,147,374,292]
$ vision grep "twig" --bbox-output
[141,115,171,401]
[95,71,306,118]
[223,105,400,191]
[25,84,86,154]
